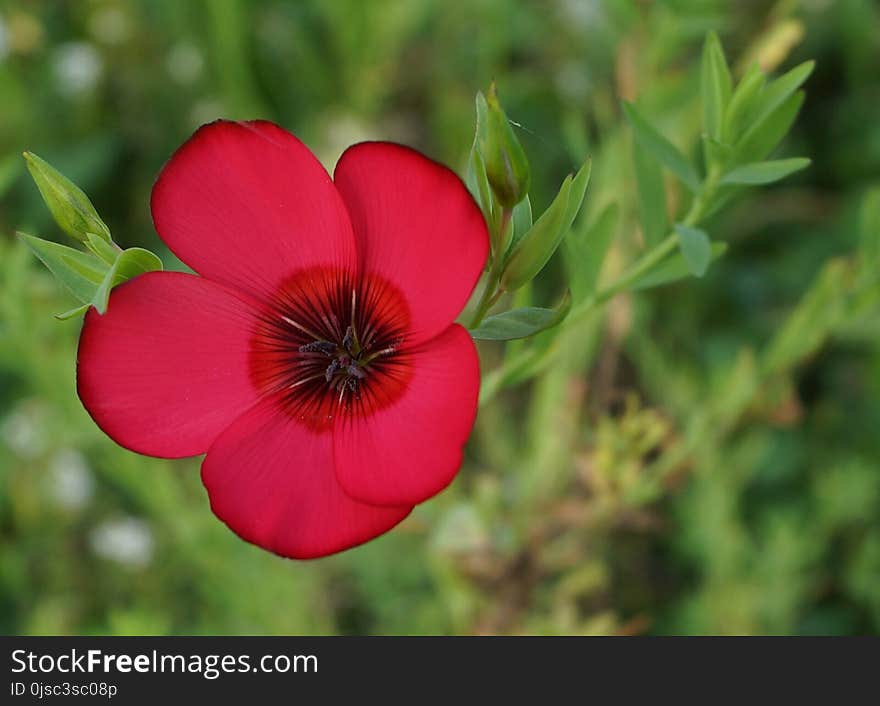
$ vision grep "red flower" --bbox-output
[76,121,488,558]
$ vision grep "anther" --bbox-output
[324,358,341,382]
[298,340,336,356]
[342,325,356,354]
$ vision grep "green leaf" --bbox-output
[701,31,733,140]
[762,259,850,375]
[502,158,591,290]
[91,248,164,314]
[86,232,121,265]
[54,304,90,321]
[747,60,814,131]
[18,232,107,303]
[465,94,493,221]
[562,157,592,225]
[474,90,489,140]
[723,63,766,143]
[509,194,533,251]
[674,224,712,277]
[502,176,571,290]
[23,151,112,243]
[702,134,733,168]
[735,91,804,164]
[465,146,491,217]
[566,202,619,299]
[720,158,810,186]
[632,242,727,291]
[469,290,571,341]
[623,102,700,192]
[633,145,667,247]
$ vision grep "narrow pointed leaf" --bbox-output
[18,232,107,302]
[501,175,571,290]
[720,158,810,186]
[91,247,164,314]
[762,259,850,375]
[701,31,733,140]
[702,134,733,168]
[469,290,571,341]
[54,304,91,321]
[86,232,120,265]
[735,91,804,164]
[466,93,493,220]
[748,60,814,130]
[562,158,592,225]
[503,159,591,290]
[675,224,712,277]
[623,102,700,192]
[475,90,490,140]
[23,152,111,243]
[509,194,533,250]
[722,64,766,143]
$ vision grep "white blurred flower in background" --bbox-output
[89,517,154,568]
[53,41,103,96]
[555,61,594,102]
[48,449,94,511]
[1,404,48,459]
[166,42,204,85]
[556,0,604,31]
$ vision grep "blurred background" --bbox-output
[1,0,879,635]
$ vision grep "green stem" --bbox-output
[469,206,512,328]
[479,169,722,404]
[567,166,720,327]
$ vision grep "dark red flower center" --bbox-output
[249,267,412,430]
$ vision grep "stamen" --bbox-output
[342,325,356,354]
[280,315,324,342]
[320,312,342,341]
[324,358,341,382]
[298,340,336,356]
[250,268,412,427]
[361,344,396,365]
[288,373,327,389]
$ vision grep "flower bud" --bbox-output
[478,83,530,209]
[23,151,112,243]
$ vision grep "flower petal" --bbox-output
[151,120,357,300]
[333,324,479,506]
[334,142,489,345]
[77,271,260,458]
[202,398,411,559]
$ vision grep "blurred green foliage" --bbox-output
[1,0,879,635]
